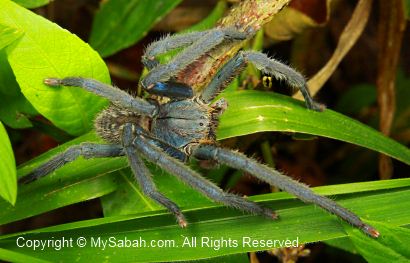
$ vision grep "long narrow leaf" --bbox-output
[218,91,410,165]
[0,122,16,205]
[0,248,50,263]
[1,179,409,262]
[0,133,125,225]
[345,222,410,262]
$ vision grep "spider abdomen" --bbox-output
[94,104,149,144]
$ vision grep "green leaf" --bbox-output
[182,0,227,33]
[196,253,250,263]
[217,91,410,165]
[89,0,183,57]
[395,70,410,125]
[0,23,23,50]
[101,167,209,217]
[101,169,163,216]
[324,237,359,255]
[0,50,37,129]
[0,122,17,205]
[0,0,109,136]
[12,0,50,8]
[0,248,50,263]
[335,84,377,115]
[346,222,410,262]
[1,131,207,222]
[1,179,410,262]
[405,0,410,20]
[0,132,125,225]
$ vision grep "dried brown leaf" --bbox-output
[293,0,373,100]
[264,0,330,41]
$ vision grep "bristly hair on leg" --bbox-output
[192,144,380,238]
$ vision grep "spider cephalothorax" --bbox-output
[19,24,379,238]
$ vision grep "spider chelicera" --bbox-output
[19,26,379,238]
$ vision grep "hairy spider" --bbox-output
[19,26,379,238]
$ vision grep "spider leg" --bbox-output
[141,27,249,91]
[122,124,187,227]
[127,125,188,162]
[200,51,324,111]
[19,143,124,184]
[192,144,380,238]
[44,77,158,117]
[142,31,215,99]
[142,31,212,70]
[243,51,324,111]
[129,125,277,219]
[200,51,246,103]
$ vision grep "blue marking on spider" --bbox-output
[150,82,194,99]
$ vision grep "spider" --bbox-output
[19,26,379,238]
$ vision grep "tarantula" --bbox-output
[19,26,379,238]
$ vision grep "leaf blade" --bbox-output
[218,91,410,165]
[89,0,183,57]
[0,133,125,225]
[346,222,410,262]
[0,248,50,263]
[0,23,23,50]
[12,0,50,9]
[0,122,17,205]
[0,0,109,135]
[0,50,36,129]
[0,180,409,262]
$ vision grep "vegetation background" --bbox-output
[0,0,409,262]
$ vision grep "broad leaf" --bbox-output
[0,23,23,50]
[0,122,17,205]
[0,50,36,129]
[12,0,50,8]
[0,0,109,136]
